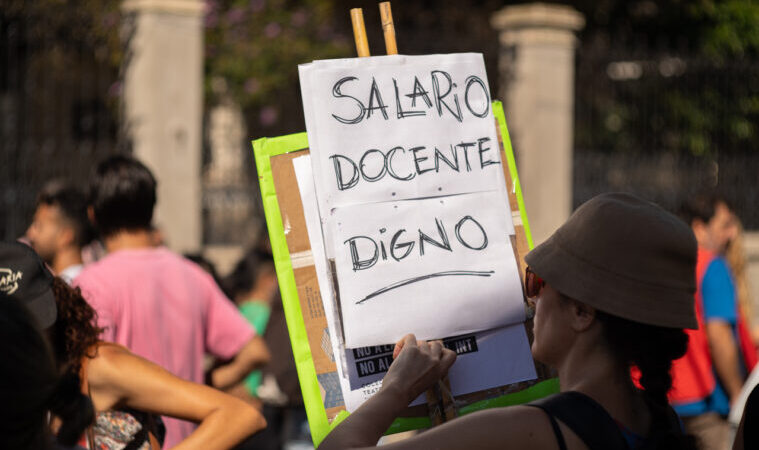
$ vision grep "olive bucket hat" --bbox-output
[525,192,698,329]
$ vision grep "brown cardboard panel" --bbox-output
[271,151,311,254]
[293,265,335,373]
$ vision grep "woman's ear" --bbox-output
[569,300,596,332]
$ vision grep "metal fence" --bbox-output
[574,49,759,228]
[0,7,123,241]
[573,151,759,228]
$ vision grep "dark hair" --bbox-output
[680,192,732,226]
[597,311,697,449]
[37,180,95,247]
[89,155,157,238]
[49,277,103,377]
[184,253,223,288]
[0,295,93,449]
[223,247,274,301]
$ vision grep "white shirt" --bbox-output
[59,264,83,285]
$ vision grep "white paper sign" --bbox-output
[293,155,536,413]
[333,192,524,347]
[345,325,536,397]
[299,54,506,213]
[299,54,523,348]
[294,155,427,411]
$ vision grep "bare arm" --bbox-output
[318,334,559,450]
[88,344,266,450]
[318,335,454,448]
[210,335,271,390]
[706,320,744,402]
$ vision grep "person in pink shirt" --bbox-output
[75,155,270,447]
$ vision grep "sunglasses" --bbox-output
[524,266,545,298]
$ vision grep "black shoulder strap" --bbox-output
[529,391,630,450]
[538,406,569,450]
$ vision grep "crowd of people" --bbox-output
[2,152,759,450]
[2,155,302,449]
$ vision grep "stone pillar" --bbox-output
[492,4,584,244]
[121,0,204,252]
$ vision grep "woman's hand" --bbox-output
[381,334,457,405]
[318,333,457,449]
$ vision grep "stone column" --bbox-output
[121,0,204,252]
[492,4,584,244]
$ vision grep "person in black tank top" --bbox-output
[318,193,700,450]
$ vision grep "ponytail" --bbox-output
[596,311,697,450]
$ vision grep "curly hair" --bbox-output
[49,277,103,376]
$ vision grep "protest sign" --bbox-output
[293,154,535,410]
[332,191,522,347]
[299,54,505,213]
[251,102,556,445]
[252,8,555,444]
[299,54,524,347]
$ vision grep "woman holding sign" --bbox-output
[319,193,697,450]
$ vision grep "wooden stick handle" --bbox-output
[350,8,371,57]
[379,2,398,55]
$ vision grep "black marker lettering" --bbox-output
[390,229,415,261]
[454,216,488,250]
[366,77,389,120]
[410,146,434,175]
[379,228,388,261]
[406,76,433,108]
[386,147,415,181]
[393,78,425,118]
[330,155,360,190]
[431,70,462,122]
[419,218,452,256]
[331,76,366,124]
[464,76,490,118]
[356,270,495,304]
[434,146,460,173]
[457,142,476,171]
[359,149,388,182]
[345,236,379,271]
[477,137,500,168]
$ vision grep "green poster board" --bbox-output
[252,101,558,446]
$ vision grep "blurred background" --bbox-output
[2,0,758,299]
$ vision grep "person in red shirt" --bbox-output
[670,193,756,450]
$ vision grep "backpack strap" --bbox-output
[528,391,630,450]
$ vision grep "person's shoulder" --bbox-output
[704,256,734,284]
[86,343,133,387]
[708,256,732,273]
[429,405,561,448]
[91,342,132,366]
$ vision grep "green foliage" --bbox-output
[696,0,759,59]
[204,0,350,132]
[3,0,123,70]
[574,0,759,156]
